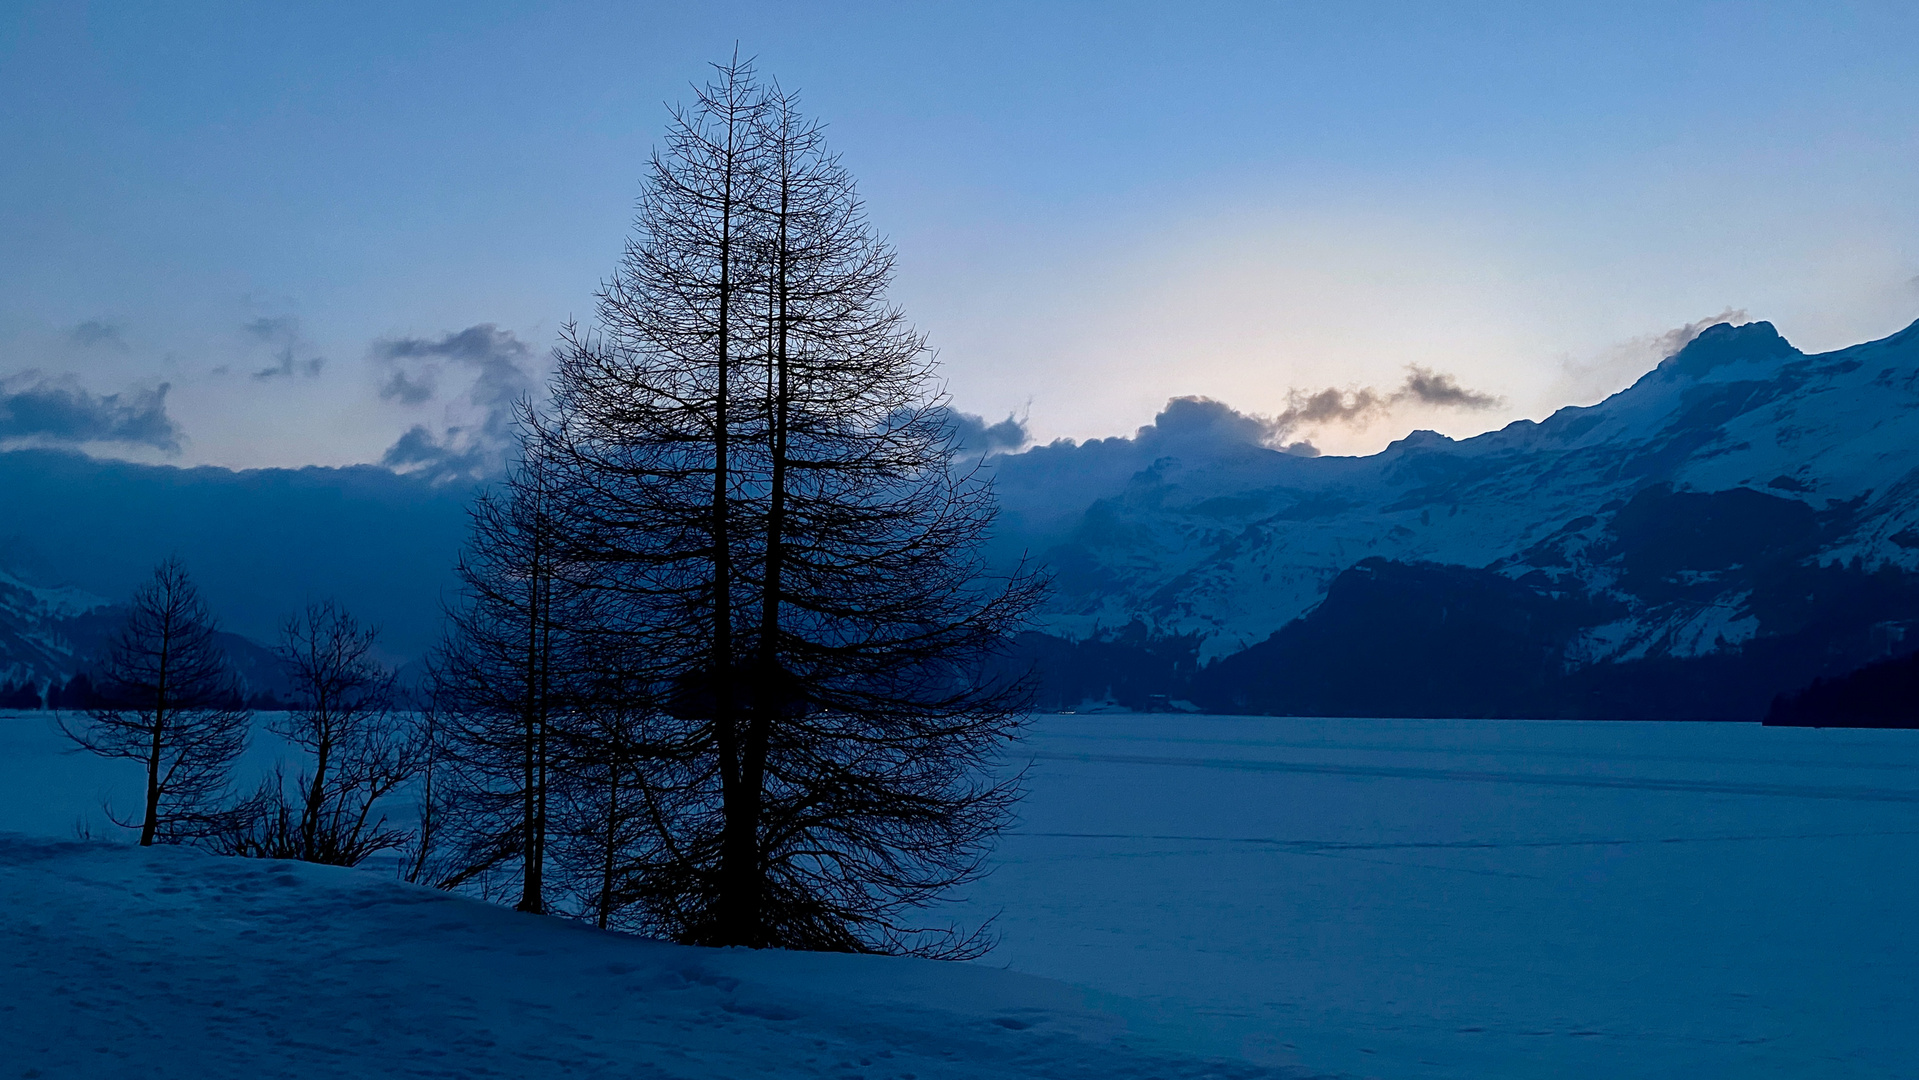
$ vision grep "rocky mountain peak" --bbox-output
[1658,320,1800,379]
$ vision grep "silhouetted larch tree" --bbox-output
[59,557,251,846]
[521,59,1043,955]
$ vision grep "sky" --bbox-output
[3,0,1918,470]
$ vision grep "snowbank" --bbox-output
[0,833,1308,1079]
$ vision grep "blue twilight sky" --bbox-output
[3,1,1918,469]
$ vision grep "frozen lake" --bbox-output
[4,710,1916,1077]
[963,715,1919,1078]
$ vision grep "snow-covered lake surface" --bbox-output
[967,715,1919,1078]
[4,710,1916,1078]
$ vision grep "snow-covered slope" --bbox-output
[8,711,1913,1079]
[0,834,1305,1079]
[0,569,290,703]
[0,568,112,687]
[995,320,1919,675]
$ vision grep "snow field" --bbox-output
[0,711,1311,1079]
[5,710,1917,1077]
[1,834,1319,1079]
[962,715,1919,1078]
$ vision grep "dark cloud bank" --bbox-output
[0,448,470,661]
[976,363,1500,463]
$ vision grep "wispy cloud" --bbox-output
[246,314,325,380]
[1400,365,1500,408]
[1649,308,1749,361]
[69,320,127,351]
[0,372,181,451]
[372,324,537,483]
[1249,365,1502,446]
[1560,308,1750,402]
[1033,365,1500,464]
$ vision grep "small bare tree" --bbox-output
[222,602,416,865]
[60,557,251,846]
[401,683,451,884]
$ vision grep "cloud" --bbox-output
[381,423,496,481]
[1234,366,1500,447]
[1399,365,1500,409]
[1079,367,1498,461]
[254,354,325,379]
[1277,386,1388,428]
[1140,395,1285,449]
[997,365,1496,501]
[380,369,435,406]
[372,324,538,483]
[1649,308,1749,361]
[1560,308,1751,402]
[245,315,325,379]
[988,373,1489,541]
[0,372,182,451]
[245,315,298,341]
[69,320,127,351]
[949,410,1030,457]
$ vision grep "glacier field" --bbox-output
[3,710,1915,1078]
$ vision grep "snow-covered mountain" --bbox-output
[991,319,1919,718]
[8,319,1917,719]
[0,568,115,691]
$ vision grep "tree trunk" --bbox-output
[140,716,163,846]
[518,516,546,913]
[738,170,794,944]
[711,80,753,947]
[301,688,332,862]
[139,612,176,847]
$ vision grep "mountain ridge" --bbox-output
[7,317,1919,720]
[990,317,1919,718]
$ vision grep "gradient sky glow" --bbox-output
[4,1,1918,467]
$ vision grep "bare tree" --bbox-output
[401,680,453,885]
[549,696,659,929]
[59,557,251,846]
[518,61,1043,954]
[719,81,1045,954]
[220,602,416,866]
[427,442,578,910]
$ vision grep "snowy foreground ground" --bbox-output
[4,712,1916,1078]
